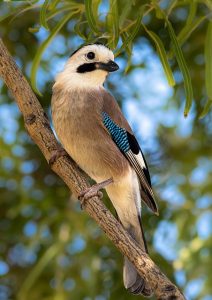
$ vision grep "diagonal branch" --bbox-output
[0,38,185,300]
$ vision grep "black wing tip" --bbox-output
[149,195,159,216]
[149,202,159,216]
[153,206,159,216]
[140,189,159,215]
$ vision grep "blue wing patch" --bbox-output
[102,112,130,153]
[102,111,158,214]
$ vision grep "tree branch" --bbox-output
[0,38,185,300]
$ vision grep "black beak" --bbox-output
[96,60,119,72]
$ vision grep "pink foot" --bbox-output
[49,148,68,166]
[78,178,113,206]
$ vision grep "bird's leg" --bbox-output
[49,147,68,166]
[78,178,113,206]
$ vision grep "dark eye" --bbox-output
[86,52,95,60]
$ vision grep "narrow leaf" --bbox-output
[85,0,99,34]
[47,6,72,21]
[74,20,87,39]
[31,11,78,95]
[119,1,132,27]
[186,1,197,26]
[5,3,41,24]
[49,0,61,10]
[199,99,212,118]
[92,0,102,21]
[142,24,175,87]
[205,21,212,100]
[107,0,119,49]
[166,19,193,116]
[28,26,40,33]
[0,8,18,22]
[121,32,132,57]
[40,0,50,30]
[178,16,206,46]
[116,12,142,56]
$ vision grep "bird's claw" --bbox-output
[79,188,103,201]
[49,148,68,166]
[78,178,113,208]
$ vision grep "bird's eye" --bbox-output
[86,52,95,60]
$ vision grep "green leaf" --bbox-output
[142,24,175,87]
[121,32,132,57]
[49,0,60,10]
[116,11,143,56]
[167,0,178,16]
[47,3,81,21]
[205,21,212,101]
[28,26,40,33]
[178,16,206,47]
[166,19,193,117]
[154,3,164,19]
[39,0,50,30]
[74,20,87,39]
[92,0,102,21]
[125,52,132,74]
[186,1,197,26]
[0,8,18,22]
[31,10,78,95]
[107,0,119,49]
[85,0,99,34]
[1,2,40,23]
[118,1,132,28]
[199,99,212,118]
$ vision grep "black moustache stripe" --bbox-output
[77,63,97,73]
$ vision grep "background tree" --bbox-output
[0,1,211,300]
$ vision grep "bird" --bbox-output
[51,43,158,296]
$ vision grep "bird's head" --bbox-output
[54,44,119,90]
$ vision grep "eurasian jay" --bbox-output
[51,44,158,296]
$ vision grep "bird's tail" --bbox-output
[114,200,153,296]
[105,170,153,296]
[123,220,152,296]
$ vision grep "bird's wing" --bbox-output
[102,91,158,214]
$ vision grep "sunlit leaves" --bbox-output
[118,1,132,28]
[115,12,143,57]
[39,0,50,30]
[200,21,212,117]
[166,19,193,117]
[177,16,206,47]
[85,0,100,34]
[0,0,211,116]
[107,0,119,49]
[141,24,175,87]
[205,21,212,101]
[31,10,79,95]
[200,99,212,118]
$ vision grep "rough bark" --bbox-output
[0,38,185,300]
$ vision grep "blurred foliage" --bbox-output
[0,0,212,300]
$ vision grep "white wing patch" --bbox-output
[134,152,146,169]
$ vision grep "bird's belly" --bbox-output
[57,129,112,181]
[52,108,129,183]
[69,141,109,181]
